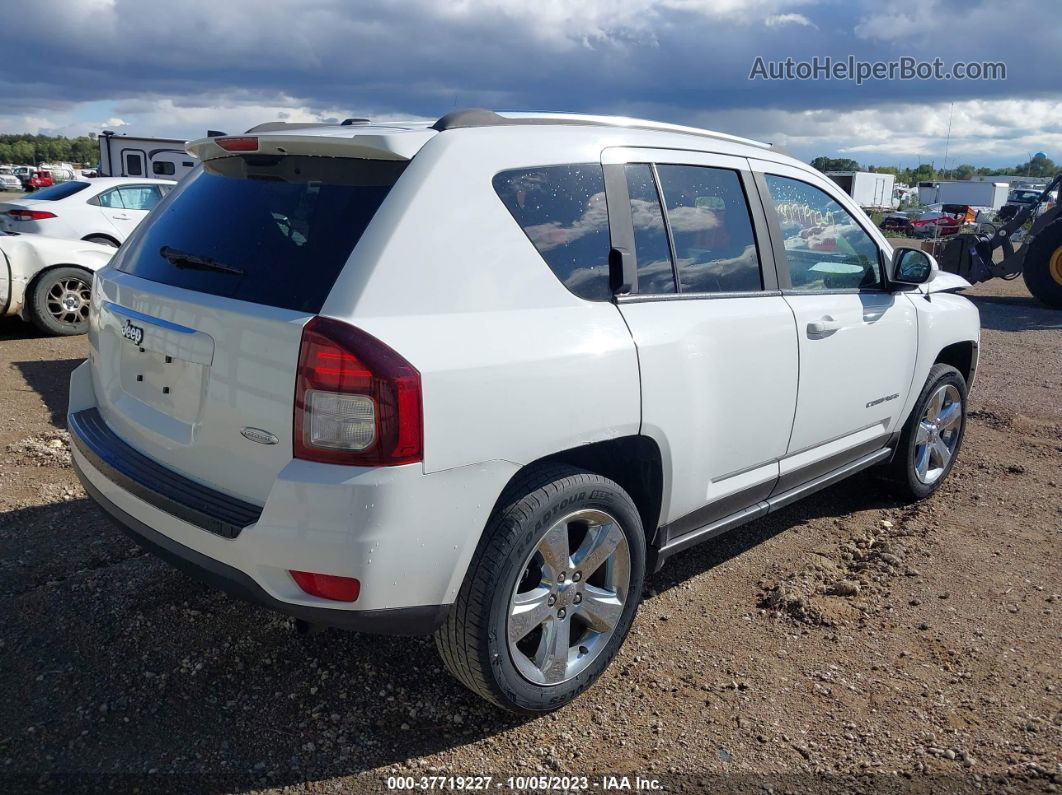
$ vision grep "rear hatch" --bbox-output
[90,147,409,504]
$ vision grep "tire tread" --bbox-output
[435,464,638,711]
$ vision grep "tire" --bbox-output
[83,235,119,248]
[1022,221,1062,308]
[886,363,967,501]
[435,464,646,714]
[28,267,93,336]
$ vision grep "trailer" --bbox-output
[98,132,197,179]
[939,173,1062,308]
[917,181,939,205]
[934,181,1009,210]
[825,171,896,208]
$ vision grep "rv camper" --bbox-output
[98,132,197,179]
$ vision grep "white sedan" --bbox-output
[0,232,114,335]
[0,177,176,247]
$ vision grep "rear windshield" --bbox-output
[114,155,405,313]
[25,181,91,200]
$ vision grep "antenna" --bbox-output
[942,102,954,176]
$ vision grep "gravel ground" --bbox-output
[0,277,1058,794]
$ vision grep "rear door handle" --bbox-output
[807,316,841,337]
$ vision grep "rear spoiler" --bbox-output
[186,131,436,163]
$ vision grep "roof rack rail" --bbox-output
[431,108,774,150]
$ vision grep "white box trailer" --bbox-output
[825,171,896,208]
[98,132,197,179]
[934,181,1010,210]
[918,181,939,205]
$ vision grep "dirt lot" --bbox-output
[0,277,1058,793]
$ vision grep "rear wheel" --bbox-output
[29,267,93,336]
[435,465,646,713]
[886,364,967,501]
[1022,221,1062,308]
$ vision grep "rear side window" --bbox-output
[96,189,125,208]
[654,165,762,293]
[114,156,405,313]
[493,164,611,301]
[118,185,163,211]
[21,181,90,201]
[624,164,676,295]
[153,161,176,176]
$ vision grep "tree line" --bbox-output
[0,134,99,166]
[811,153,1058,184]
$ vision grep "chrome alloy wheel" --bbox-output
[507,509,631,686]
[46,276,91,326]
[914,383,962,484]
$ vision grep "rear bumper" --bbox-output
[74,463,449,634]
[68,360,520,633]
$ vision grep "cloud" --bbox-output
[765,13,816,28]
[0,0,1057,166]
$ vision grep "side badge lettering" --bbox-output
[241,427,279,446]
[866,393,899,409]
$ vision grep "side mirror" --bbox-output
[890,246,938,286]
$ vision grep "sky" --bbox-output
[3,0,1059,168]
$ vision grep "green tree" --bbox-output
[1014,153,1057,178]
[0,133,99,165]
[811,156,861,173]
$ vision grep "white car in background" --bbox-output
[0,173,21,192]
[0,177,176,247]
[0,231,114,335]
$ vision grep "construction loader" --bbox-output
[938,173,1062,308]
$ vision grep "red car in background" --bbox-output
[27,170,54,191]
[880,204,972,238]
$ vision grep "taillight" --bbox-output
[294,316,422,466]
[8,209,56,221]
[216,136,258,152]
[290,571,361,601]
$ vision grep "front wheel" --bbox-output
[886,363,968,501]
[435,465,646,713]
[1022,221,1062,308]
[28,267,93,336]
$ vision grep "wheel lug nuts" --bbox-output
[573,571,582,582]
[557,608,566,619]
[558,572,566,582]
[574,593,582,604]
[547,595,556,606]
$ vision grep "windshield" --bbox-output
[114,156,405,313]
[25,182,91,201]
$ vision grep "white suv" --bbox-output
[69,110,980,713]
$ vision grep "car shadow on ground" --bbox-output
[13,358,84,427]
[0,315,49,342]
[966,293,1061,332]
[649,470,901,597]
[1,498,533,791]
[1,471,900,790]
